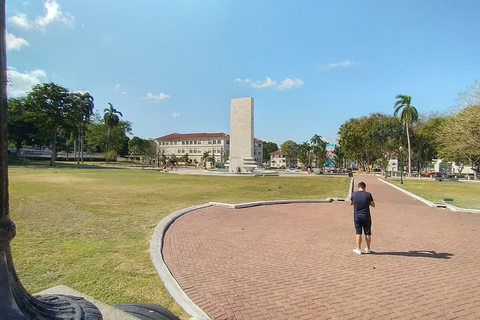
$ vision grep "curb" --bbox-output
[378,178,480,214]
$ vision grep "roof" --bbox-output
[157,133,229,140]
[270,150,285,155]
[157,132,264,144]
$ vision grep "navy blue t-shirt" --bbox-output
[350,191,374,217]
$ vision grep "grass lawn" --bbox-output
[8,167,350,319]
[387,178,480,209]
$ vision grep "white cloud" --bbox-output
[35,0,75,29]
[144,92,171,103]
[6,32,29,51]
[7,68,47,98]
[9,13,33,29]
[114,84,127,95]
[234,78,251,83]
[324,60,359,70]
[8,1,74,31]
[251,77,276,89]
[172,112,180,119]
[235,77,304,90]
[278,78,305,90]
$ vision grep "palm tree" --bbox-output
[201,151,210,169]
[394,94,419,177]
[78,92,94,163]
[310,134,327,168]
[103,102,122,155]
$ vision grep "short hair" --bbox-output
[358,181,366,189]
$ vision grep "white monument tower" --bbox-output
[228,97,257,173]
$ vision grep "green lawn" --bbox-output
[388,178,480,209]
[8,167,350,319]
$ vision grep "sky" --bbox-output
[6,0,480,145]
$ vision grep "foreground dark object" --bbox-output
[114,304,180,320]
[0,1,102,318]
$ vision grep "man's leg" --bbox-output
[356,234,362,250]
[365,235,371,250]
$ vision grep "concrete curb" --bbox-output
[150,198,345,320]
[378,178,480,214]
[150,204,213,320]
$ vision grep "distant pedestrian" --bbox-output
[350,181,376,255]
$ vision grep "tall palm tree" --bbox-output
[78,92,94,163]
[394,94,418,177]
[310,134,327,168]
[103,102,122,155]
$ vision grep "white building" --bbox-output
[156,133,264,167]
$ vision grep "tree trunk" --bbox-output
[50,131,56,166]
[80,130,84,163]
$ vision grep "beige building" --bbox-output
[156,132,264,167]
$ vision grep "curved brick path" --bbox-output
[162,176,480,319]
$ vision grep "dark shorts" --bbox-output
[354,215,372,235]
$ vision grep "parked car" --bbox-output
[425,172,438,178]
[279,166,286,169]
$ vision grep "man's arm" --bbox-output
[370,200,375,207]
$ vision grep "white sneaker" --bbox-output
[353,248,362,255]
[364,248,371,254]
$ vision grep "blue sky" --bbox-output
[6,1,480,145]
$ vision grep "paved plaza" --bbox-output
[162,175,480,319]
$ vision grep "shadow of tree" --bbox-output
[372,250,453,259]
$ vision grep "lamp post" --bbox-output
[0,2,101,318]
[399,146,404,185]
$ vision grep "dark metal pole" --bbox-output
[0,1,101,318]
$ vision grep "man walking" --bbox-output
[350,181,375,255]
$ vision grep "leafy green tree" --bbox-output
[85,112,131,155]
[7,97,41,152]
[410,114,442,172]
[338,113,402,170]
[262,142,278,164]
[280,140,298,167]
[25,82,81,166]
[128,136,155,155]
[437,104,480,178]
[103,103,123,155]
[394,94,419,176]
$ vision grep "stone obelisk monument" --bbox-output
[228,97,257,173]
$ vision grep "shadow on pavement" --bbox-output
[372,250,453,259]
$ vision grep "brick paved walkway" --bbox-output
[162,176,480,319]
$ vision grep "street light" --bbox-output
[399,146,404,185]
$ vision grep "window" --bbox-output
[217,140,221,144]
[198,141,201,144]
[190,141,193,144]
[208,140,212,144]
[182,141,185,145]
[178,149,181,153]
[212,140,216,144]
[194,141,197,144]
[226,140,230,144]
[194,148,197,154]
[189,149,193,153]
